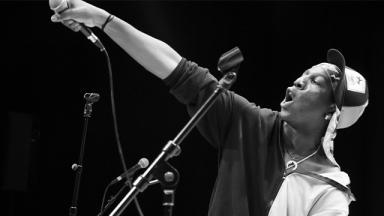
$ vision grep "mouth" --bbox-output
[280,88,294,107]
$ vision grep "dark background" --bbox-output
[1,0,383,215]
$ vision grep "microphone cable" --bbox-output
[100,180,114,212]
[100,43,145,216]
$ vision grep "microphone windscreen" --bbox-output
[138,158,149,169]
[49,0,68,13]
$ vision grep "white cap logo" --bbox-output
[346,69,366,94]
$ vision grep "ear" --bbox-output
[326,104,336,115]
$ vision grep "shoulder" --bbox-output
[308,185,350,216]
[308,171,353,215]
[285,172,351,216]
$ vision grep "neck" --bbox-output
[283,121,323,156]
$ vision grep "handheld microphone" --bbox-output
[111,158,149,184]
[49,0,105,51]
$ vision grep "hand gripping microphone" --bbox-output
[49,0,105,51]
[111,158,149,184]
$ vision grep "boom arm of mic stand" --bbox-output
[108,72,237,216]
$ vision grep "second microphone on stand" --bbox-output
[111,158,149,184]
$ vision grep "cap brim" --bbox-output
[326,48,348,110]
[327,48,346,73]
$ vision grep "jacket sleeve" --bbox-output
[164,58,276,149]
[164,58,232,148]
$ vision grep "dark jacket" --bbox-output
[165,58,286,216]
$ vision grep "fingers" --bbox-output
[61,19,82,32]
[51,8,81,22]
[50,6,85,32]
[50,0,104,28]
[51,13,61,22]
[51,11,71,23]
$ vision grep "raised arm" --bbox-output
[51,0,182,79]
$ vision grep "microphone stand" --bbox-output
[108,47,243,216]
[162,171,179,216]
[69,93,100,216]
[163,188,175,216]
[97,177,164,216]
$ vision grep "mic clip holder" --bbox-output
[109,47,243,216]
[83,93,100,117]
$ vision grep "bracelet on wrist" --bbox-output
[101,14,115,31]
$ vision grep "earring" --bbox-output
[325,114,332,120]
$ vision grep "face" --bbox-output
[279,63,335,130]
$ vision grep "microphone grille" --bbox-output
[49,0,68,13]
[138,158,149,168]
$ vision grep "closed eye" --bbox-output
[310,77,318,84]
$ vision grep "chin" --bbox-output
[279,110,297,126]
[278,109,289,121]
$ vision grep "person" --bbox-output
[51,1,369,215]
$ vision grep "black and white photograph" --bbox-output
[1,0,383,216]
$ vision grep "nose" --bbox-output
[293,77,305,90]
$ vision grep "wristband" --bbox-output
[101,14,114,31]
